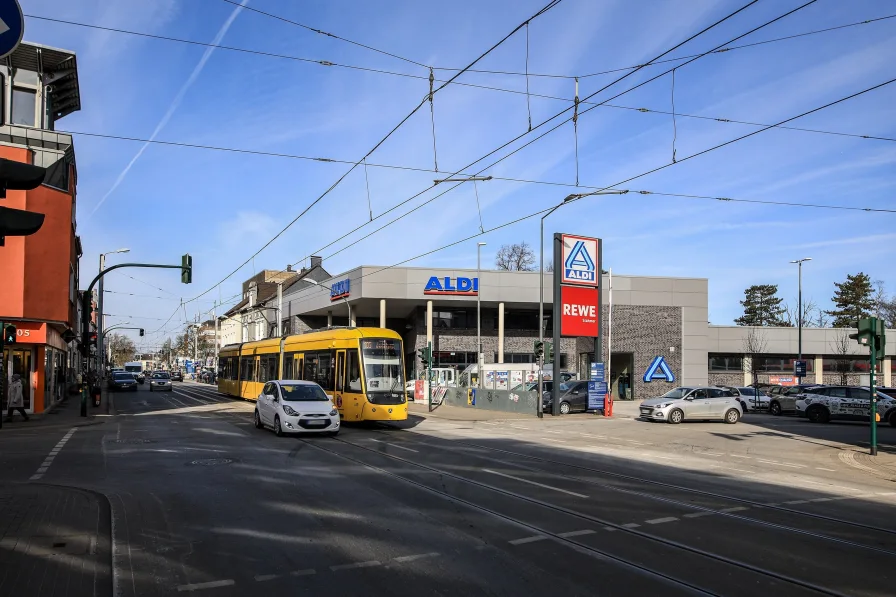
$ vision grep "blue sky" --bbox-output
[23,0,896,351]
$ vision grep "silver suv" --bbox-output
[640,387,743,424]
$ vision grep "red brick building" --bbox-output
[0,42,82,414]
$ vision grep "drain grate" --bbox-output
[190,458,234,466]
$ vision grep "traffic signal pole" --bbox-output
[427,341,433,413]
[870,344,878,456]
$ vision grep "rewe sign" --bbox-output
[560,285,599,336]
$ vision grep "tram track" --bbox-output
[375,422,896,540]
[303,434,862,597]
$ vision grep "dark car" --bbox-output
[170,370,183,382]
[768,384,824,416]
[542,380,590,414]
[109,372,138,391]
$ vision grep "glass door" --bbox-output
[4,347,33,410]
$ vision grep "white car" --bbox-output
[796,386,896,426]
[254,380,340,437]
[149,372,172,392]
[731,386,771,412]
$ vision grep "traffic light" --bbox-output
[3,324,16,344]
[417,345,431,367]
[545,342,554,363]
[181,253,192,284]
[139,328,145,337]
[850,317,886,360]
[534,340,544,361]
[0,158,48,246]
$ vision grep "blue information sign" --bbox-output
[0,0,24,60]
[588,381,607,409]
[794,360,807,377]
[590,362,605,382]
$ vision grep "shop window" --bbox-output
[434,310,470,329]
[754,356,814,373]
[496,310,539,330]
[12,88,37,126]
[709,354,742,372]
[823,357,877,373]
[494,352,567,368]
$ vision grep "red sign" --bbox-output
[560,286,599,337]
[769,375,798,387]
[5,321,46,344]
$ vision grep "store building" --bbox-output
[275,265,895,401]
[0,42,82,414]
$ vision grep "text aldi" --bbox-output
[561,235,598,286]
[424,276,479,296]
[560,285,599,337]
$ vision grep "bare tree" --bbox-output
[829,329,856,385]
[782,298,819,327]
[545,259,554,273]
[107,333,136,367]
[495,242,536,271]
[872,280,896,327]
[742,327,768,395]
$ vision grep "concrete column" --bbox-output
[884,357,892,387]
[814,355,824,384]
[426,301,433,347]
[498,302,505,364]
[349,307,356,328]
[327,310,332,328]
[742,356,751,386]
[380,299,386,328]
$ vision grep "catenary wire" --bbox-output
[293,1,814,265]
[217,0,431,69]
[157,0,564,316]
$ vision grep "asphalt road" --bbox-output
[4,381,896,596]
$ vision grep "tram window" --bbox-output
[304,353,317,384]
[268,356,278,381]
[283,355,293,380]
[240,357,254,381]
[259,356,269,382]
[318,351,333,391]
[347,349,362,392]
[297,358,304,380]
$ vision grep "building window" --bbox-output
[709,354,742,372]
[12,88,37,126]
[434,310,469,329]
[823,357,877,373]
[496,310,540,330]
[754,356,813,373]
[495,352,567,368]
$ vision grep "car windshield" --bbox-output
[124,366,142,372]
[152,373,169,379]
[361,338,404,393]
[661,388,693,399]
[113,373,133,380]
[280,384,329,401]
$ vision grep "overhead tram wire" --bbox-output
[217,0,431,69]
[29,12,896,97]
[159,0,564,316]
[290,1,816,266]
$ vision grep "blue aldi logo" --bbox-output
[643,356,675,383]
[424,276,479,296]
[561,235,598,286]
[330,279,350,301]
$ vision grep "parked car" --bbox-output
[170,370,183,382]
[723,386,771,412]
[797,386,896,426]
[514,380,554,394]
[149,372,172,392]
[108,371,138,391]
[254,380,340,436]
[542,380,590,414]
[768,384,824,416]
[639,387,742,424]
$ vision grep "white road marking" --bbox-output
[330,560,381,571]
[254,574,279,582]
[509,535,548,545]
[484,469,588,498]
[645,517,678,525]
[624,440,645,445]
[728,468,754,473]
[621,523,641,529]
[702,452,724,457]
[603,526,617,532]
[541,437,567,443]
[543,430,564,434]
[682,511,715,519]
[394,552,439,563]
[719,507,748,513]
[508,425,530,430]
[799,479,861,492]
[290,569,316,577]
[558,529,596,538]
[783,500,811,505]
[757,459,804,468]
[369,439,419,453]
[177,580,235,591]
[730,454,751,459]
[816,467,836,472]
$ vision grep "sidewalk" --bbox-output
[2,393,109,433]
[0,483,112,596]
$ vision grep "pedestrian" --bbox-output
[6,374,30,422]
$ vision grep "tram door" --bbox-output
[334,350,346,413]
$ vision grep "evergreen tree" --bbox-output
[827,272,875,327]
[734,284,788,326]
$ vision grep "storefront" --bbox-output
[2,320,69,414]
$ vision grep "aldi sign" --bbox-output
[562,235,598,286]
[424,276,479,296]
[330,279,350,301]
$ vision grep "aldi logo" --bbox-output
[424,276,479,296]
[330,279,350,301]
[562,235,598,286]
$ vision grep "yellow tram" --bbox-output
[217,328,407,422]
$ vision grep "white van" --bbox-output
[123,361,145,384]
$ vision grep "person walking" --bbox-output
[6,374,30,422]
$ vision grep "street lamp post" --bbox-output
[477,242,486,389]
[790,257,812,379]
[97,248,130,378]
[307,279,351,325]
[538,189,627,417]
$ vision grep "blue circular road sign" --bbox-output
[0,0,23,60]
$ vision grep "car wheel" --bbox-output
[807,406,830,424]
[274,415,284,437]
[769,401,782,416]
[254,410,263,429]
[559,402,571,415]
[888,411,896,428]
[668,408,683,424]
[724,408,740,424]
